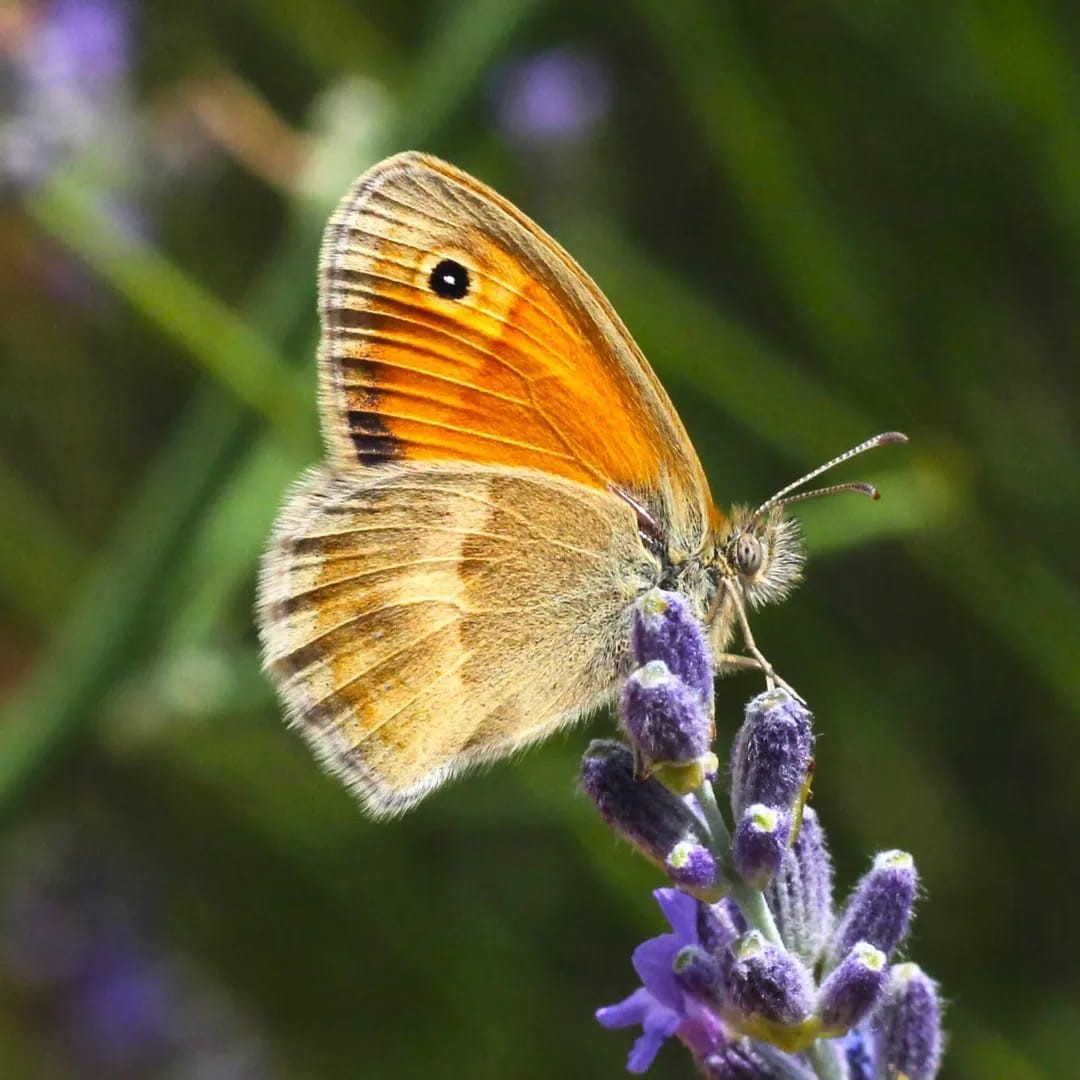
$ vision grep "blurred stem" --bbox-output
[0,0,546,818]
[0,457,84,625]
[806,1040,845,1080]
[633,0,900,400]
[26,173,317,457]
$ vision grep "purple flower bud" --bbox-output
[699,1042,782,1078]
[730,690,812,819]
[621,661,714,784]
[696,897,745,956]
[631,590,714,707]
[723,931,813,1029]
[765,807,833,966]
[581,741,705,866]
[665,841,724,898]
[874,964,943,1080]
[732,805,791,889]
[829,850,917,967]
[672,944,721,1002]
[815,941,887,1036]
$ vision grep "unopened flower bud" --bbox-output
[730,690,812,819]
[829,850,917,967]
[765,806,834,966]
[581,740,705,866]
[673,944,722,1002]
[697,897,746,956]
[874,963,943,1080]
[665,840,725,900]
[700,1043,783,1078]
[621,661,716,792]
[724,931,814,1031]
[815,941,887,1036]
[732,804,790,889]
[631,589,714,706]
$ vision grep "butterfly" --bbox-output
[256,151,904,817]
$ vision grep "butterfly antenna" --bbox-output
[750,432,908,523]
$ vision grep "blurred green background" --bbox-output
[1,1,1077,1076]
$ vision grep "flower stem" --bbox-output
[694,779,732,852]
[806,1039,846,1080]
[730,880,784,950]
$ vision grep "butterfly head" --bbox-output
[705,431,909,647]
[719,504,805,611]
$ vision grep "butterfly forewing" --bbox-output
[318,152,715,543]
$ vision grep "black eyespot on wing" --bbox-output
[428,259,470,299]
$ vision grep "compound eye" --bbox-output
[736,533,763,577]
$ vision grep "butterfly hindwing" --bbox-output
[257,461,658,816]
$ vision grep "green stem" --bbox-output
[806,1040,845,1080]
[729,881,784,951]
[694,780,733,853]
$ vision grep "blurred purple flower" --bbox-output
[22,0,130,91]
[2,0,134,187]
[495,48,611,145]
[1,826,272,1078]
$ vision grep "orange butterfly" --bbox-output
[256,152,903,816]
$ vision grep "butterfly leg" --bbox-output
[723,583,807,705]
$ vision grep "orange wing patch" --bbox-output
[318,153,716,547]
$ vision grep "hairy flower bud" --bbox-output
[765,806,833,966]
[631,589,714,706]
[621,661,717,792]
[673,944,722,1002]
[874,964,943,1080]
[815,941,887,1036]
[699,1042,790,1078]
[724,931,814,1030]
[581,741,706,866]
[696,897,746,957]
[732,804,790,889]
[665,840,725,900]
[730,690,812,819]
[829,850,917,968]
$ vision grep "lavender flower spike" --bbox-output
[582,741,707,869]
[730,690,812,819]
[732,805,790,890]
[828,850,917,969]
[622,661,717,793]
[815,941,887,1036]
[874,963,944,1080]
[722,931,816,1051]
[631,589,714,707]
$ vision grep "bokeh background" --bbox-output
[1,1,1077,1076]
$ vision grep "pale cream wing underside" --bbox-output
[256,461,659,816]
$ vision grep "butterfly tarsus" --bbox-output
[721,580,808,706]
